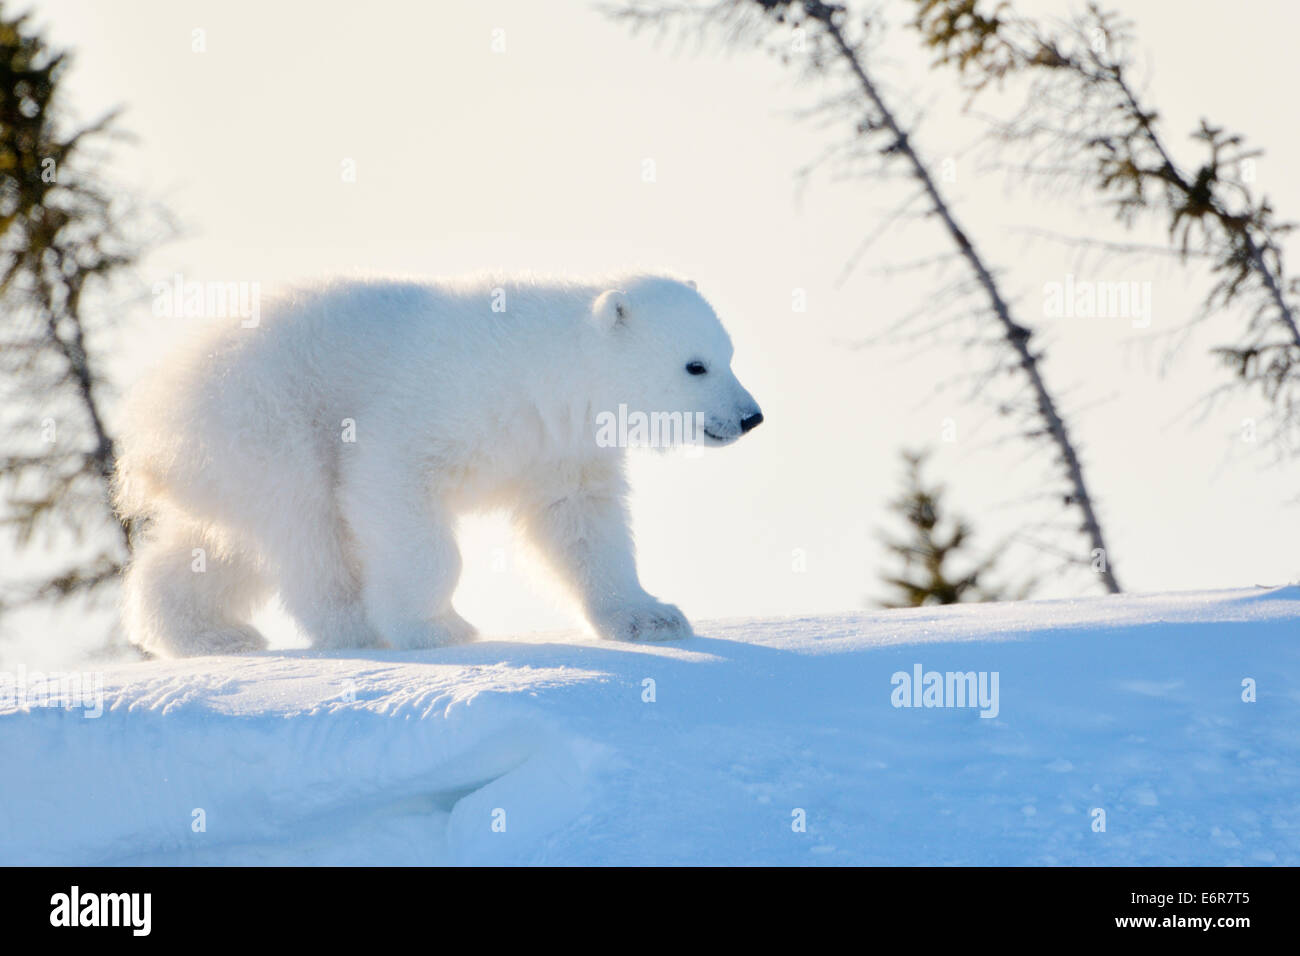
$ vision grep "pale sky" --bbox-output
[7,0,1299,657]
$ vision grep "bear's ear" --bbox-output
[685,279,697,290]
[592,289,630,332]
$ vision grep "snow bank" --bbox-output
[2,587,1296,865]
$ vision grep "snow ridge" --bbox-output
[2,587,1296,865]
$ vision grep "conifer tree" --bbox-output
[0,4,157,612]
[913,0,1300,453]
[878,450,1020,607]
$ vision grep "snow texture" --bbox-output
[2,586,1297,865]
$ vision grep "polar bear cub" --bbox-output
[114,274,763,656]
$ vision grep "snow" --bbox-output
[2,586,1297,865]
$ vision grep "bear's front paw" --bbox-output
[594,601,694,643]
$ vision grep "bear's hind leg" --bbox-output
[123,516,271,657]
[263,507,385,651]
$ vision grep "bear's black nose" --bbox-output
[740,411,764,433]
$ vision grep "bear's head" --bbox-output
[590,276,763,448]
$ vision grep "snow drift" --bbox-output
[2,587,1296,865]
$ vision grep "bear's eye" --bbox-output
[685,361,708,376]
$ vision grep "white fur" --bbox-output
[115,273,762,657]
